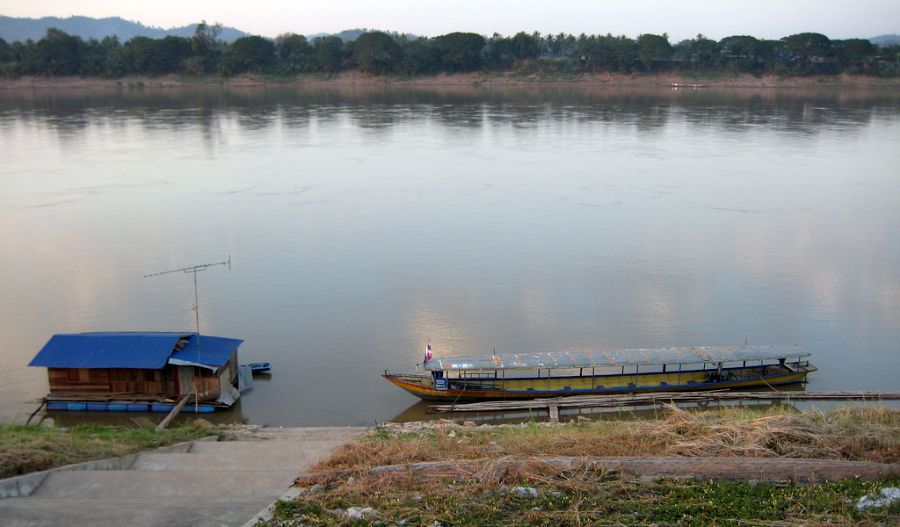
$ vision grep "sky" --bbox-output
[1,0,898,41]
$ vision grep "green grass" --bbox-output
[264,477,900,526]
[0,422,217,479]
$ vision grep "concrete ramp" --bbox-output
[0,498,271,527]
[0,426,367,527]
[32,470,298,499]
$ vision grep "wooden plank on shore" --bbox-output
[155,392,193,431]
[428,391,900,413]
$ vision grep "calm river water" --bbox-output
[1,86,898,426]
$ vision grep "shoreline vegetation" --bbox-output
[4,72,900,91]
[263,406,900,526]
[2,26,899,93]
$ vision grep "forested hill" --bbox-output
[0,15,248,43]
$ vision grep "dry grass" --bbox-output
[263,407,900,526]
[318,406,899,474]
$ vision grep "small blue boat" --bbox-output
[246,362,272,374]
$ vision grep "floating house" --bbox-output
[28,332,246,413]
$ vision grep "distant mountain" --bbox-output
[870,34,900,46]
[0,15,249,43]
[305,28,369,43]
[304,28,417,43]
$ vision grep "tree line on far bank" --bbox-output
[1,22,898,79]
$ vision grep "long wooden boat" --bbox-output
[384,345,815,402]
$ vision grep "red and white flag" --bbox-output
[424,340,433,362]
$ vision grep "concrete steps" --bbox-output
[31,470,298,499]
[132,452,301,471]
[132,440,347,471]
[0,498,272,527]
[189,439,345,456]
[0,426,367,527]
[250,426,368,441]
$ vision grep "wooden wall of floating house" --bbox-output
[108,368,176,395]
[195,368,221,401]
[176,365,195,396]
[48,368,112,395]
[173,366,224,401]
[47,367,177,397]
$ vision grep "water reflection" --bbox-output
[1,86,896,137]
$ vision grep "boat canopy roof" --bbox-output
[424,345,809,371]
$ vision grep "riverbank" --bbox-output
[3,72,900,91]
[0,421,217,479]
[262,406,900,526]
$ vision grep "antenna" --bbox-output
[144,255,231,346]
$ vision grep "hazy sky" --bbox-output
[1,0,897,41]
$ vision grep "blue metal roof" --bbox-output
[169,334,243,369]
[28,332,241,370]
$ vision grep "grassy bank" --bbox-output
[0,422,217,479]
[262,407,900,526]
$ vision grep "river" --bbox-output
[1,86,898,426]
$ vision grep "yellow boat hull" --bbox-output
[384,368,813,402]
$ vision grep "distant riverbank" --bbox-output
[3,72,900,91]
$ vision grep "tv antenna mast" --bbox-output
[144,255,231,345]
